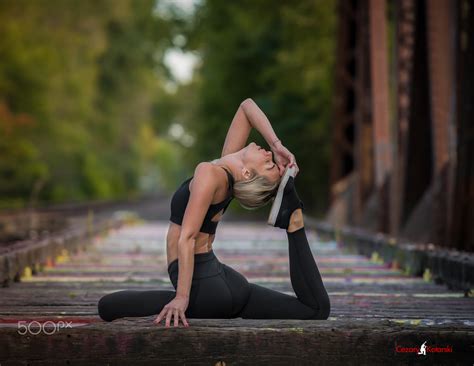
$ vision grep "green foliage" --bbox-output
[0,0,179,207]
[0,0,336,215]
[0,136,48,203]
[178,0,336,215]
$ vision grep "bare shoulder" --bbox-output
[194,162,220,177]
[189,162,221,192]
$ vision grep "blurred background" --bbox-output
[0,0,472,251]
[0,0,334,213]
[1,2,473,362]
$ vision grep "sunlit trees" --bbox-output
[177,0,336,215]
[0,0,176,207]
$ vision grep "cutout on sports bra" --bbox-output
[210,208,225,223]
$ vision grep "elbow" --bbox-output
[178,232,196,250]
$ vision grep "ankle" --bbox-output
[287,209,304,233]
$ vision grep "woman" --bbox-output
[97,98,330,326]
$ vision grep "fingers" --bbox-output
[287,154,297,171]
[287,154,293,164]
[154,306,189,328]
[293,163,299,176]
[289,160,299,176]
[165,308,173,327]
[173,309,179,327]
[274,144,299,177]
[286,154,300,175]
[154,307,166,325]
[278,164,285,177]
[180,310,189,327]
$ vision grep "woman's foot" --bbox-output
[267,166,304,230]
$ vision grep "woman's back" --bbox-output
[166,162,234,267]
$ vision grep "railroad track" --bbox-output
[0,194,167,246]
[0,193,170,287]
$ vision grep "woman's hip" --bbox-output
[167,250,251,317]
[167,249,225,286]
[220,263,251,316]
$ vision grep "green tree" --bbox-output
[0,0,179,207]
[173,0,336,215]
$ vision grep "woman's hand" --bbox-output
[271,141,299,177]
[153,295,190,327]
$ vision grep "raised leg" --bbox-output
[237,210,330,319]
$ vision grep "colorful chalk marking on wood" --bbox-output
[1,222,473,327]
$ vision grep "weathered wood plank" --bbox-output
[306,217,474,291]
[1,319,473,365]
[0,216,127,287]
[1,221,473,364]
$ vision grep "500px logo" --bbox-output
[17,320,72,335]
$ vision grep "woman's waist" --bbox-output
[167,249,223,281]
[167,222,216,247]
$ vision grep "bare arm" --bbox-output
[176,163,219,299]
[153,163,219,327]
[221,98,280,157]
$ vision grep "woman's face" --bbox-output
[242,142,281,183]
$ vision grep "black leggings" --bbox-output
[97,227,330,321]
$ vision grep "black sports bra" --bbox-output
[169,165,235,235]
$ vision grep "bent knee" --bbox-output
[319,293,331,319]
[313,293,331,320]
[97,295,115,322]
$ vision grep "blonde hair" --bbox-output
[210,159,281,210]
[233,170,281,210]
